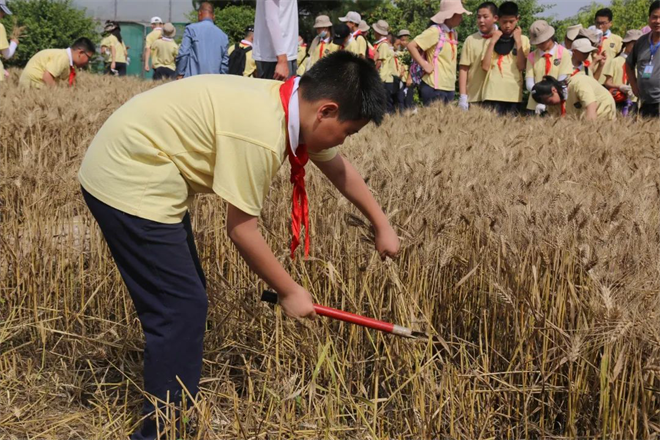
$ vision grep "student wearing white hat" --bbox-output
[144,16,163,73]
[408,0,472,106]
[305,15,336,71]
[532,74,616,120]
[372,19,398,113]
[0,0,22,83]
[571,38,607,80]
[525,20,573,114]
[602,29,641,114]
[151,23,179,80]
[340,11,368,58]
[564,24,583,50]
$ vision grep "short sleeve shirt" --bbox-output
[0,23,8,82]
[598,33,622,60]
[101,34,127,63]
[459,32,490,102]
[414,25,458,91]
[151,39,179,70]
[78,76,337,224]
[525,44,573,109]
[481,36,530,103]
[19,49,71,89]
[375,39,396,83]
[549,74,616,120]
[626,35,660,104]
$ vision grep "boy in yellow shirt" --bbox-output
[100,21,128,76]
[227,25,256,77]
[532,74,616,120]
[408,0,472,106]
[594,8,623,60]
[571,37,607,81]
[78,51,399,440]
[480,2,529,115]
[331,23,360,56]
[525,20,573,114]
[458,2,498,111]
[151,23,179,80]
[144,16,163,74]
[372,19,398,113]
[602,29,641,114]
[305,15,336,71]
[0,0,21,82]
[339,11,368,58]
[19,38,95,89]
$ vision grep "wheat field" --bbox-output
[1,70,659,440]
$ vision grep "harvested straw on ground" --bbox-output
[1,71,659,439]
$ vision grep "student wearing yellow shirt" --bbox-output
[19,38,95,89]
[0,0,21,83]
[602,29,641,114]
[594,8,623,60]
[525,21,573,114]
[395,29,414,111]
[332,23,360,56]
[480,2,529,115]
[340,11,368,58]
[305,15,336,71]
[296,35,308,75]
[78,52,399,440]
[571,38,607,81]
[564,24,583,50]
[408,0,472,106]
[372,20,398,113]
[151,23,179,80]
[100,21,128,76]
[458,2,498,111]
[227,25,256,77]
[532,74,616,120]
[144,16,163,74]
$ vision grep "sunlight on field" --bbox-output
[1,70,659,439]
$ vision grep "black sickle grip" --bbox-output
[261,290,278,304]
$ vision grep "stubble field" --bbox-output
[1,71,659,439]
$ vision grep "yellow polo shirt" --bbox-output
[375,40,396,83]
[19,49,71,89]
[0,23,8,82]
[306,37,336,70]
[525,44,573,110]
[459,32,490,102]
[354,34,368,57]
[78,75,337,224]
[227,41,256,77]
[547,74,616,120]
[151,38,179,71]
[101,35,127,64]
[598,33,622,60]
[482,36,530,103]
[413,25,457,91]
[146,28,162,49]
[344,39,361,56]
[297,44,307,67]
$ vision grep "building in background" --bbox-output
[73,0,193,77]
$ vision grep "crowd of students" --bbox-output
[2,0,659,118]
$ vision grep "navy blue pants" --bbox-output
[419,81,455,106]
[82,188,207,440]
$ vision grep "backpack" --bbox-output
[228,42,252,76]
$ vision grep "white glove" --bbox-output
[458,94,469,111]
[535,103,546,115]
[619,84,631,94]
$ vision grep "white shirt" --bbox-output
[287,77,301,156]
[253,0,299,62]
[66,47,73,67]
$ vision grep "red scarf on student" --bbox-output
[279,77,310,258]
[543,53,553,75]
[68,66,76,86]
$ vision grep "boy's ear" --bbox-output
[317,102,340,120]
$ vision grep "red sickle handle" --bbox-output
[261,290,413,338]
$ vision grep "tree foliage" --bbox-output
[0,0,98,67]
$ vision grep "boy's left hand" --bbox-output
[512,27,522,44]
[375,224,400,260]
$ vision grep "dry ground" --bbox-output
[1,70,659,439]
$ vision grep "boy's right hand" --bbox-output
[278,285,317,320]
[422,60,434,74]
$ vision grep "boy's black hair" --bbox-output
[498,1,519,18]
[595,8,613,21]
[300,51,387,125]
[71,37,96,54]
[477,2,499,16]
[531,75,566,102]
[650,1,660,16]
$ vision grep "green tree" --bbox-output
[0,0,98,68]
[215,5,255,44]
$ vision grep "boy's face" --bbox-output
[444,13,463,29]
[595,16,612,32]
[499,15,519,35]
[650,9,660,34]
[303,101,368,153]
[399,36,410,47]
[572,50,589,65]
[73,49,94,68]
[476,8,497,34]
[538,39,555,52]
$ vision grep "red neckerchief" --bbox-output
[622,61,628,84]
[571,60,590,77]
[68,66,76,86]
[279,77,310,258]
[598,35,608,54]
[543,53,553,75]
[561,100,566,116]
